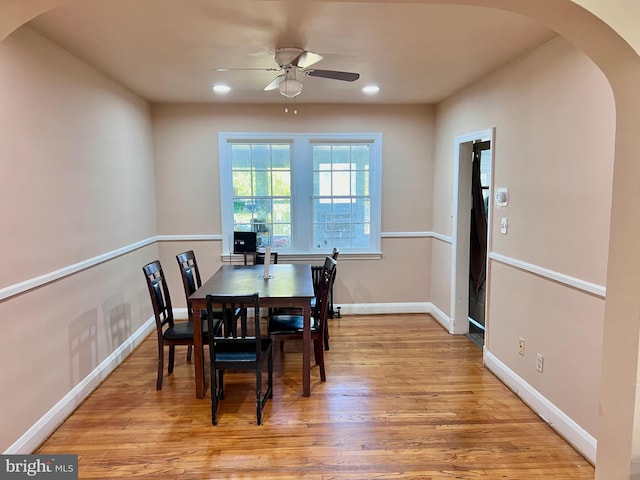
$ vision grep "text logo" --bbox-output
[0,455,77,479]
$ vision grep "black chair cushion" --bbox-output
[268,315,319,335]
[164,321,193,341]
[164,321,210,341]
[214,338,272,363]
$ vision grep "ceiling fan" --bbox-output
[217,47,360,98]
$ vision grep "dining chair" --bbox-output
[243,251,278,265]
[277,248,339,349]
[268,256,337,383]
[206,292,273,425]
[143,260,195,390]
[175,250,222,361]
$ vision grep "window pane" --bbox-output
[233,171,252,196]
[231,145,251,169]
[332,171,351,197]
[355,170,369,196]
[272,199,290,223]
[313,145,331,170]
[252,144,270,170]
[333,146,350,167]
[315,171,332,197]
[272,171,290,196]
[352,145,370,169]
[272,145,290,169]
[233,199,255,226]
[353,198,370,223]
[254,170,271,196]
[313,198,331,223]
[272,223,291,249]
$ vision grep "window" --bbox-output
[220,133,382,255]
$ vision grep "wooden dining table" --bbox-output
[188,263,315,398]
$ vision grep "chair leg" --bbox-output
[255,365,262,425]
[314,338,326,382]
[211,364,218,425]
[268,348,274,399]
[168,345,175,374]
[187,345,192,362]
[156,342,164,390]
[324,322,330,351]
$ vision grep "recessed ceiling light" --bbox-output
[362,85,380,95]
[213,84,231,94]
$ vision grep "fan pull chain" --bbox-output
[284,99,299,115]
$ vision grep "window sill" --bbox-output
[221,252,382,263]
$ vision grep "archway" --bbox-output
[2,1,640,478]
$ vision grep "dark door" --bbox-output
[468,140,490,348]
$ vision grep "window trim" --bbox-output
[219,132,382,255]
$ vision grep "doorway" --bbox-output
[450,129,493,346]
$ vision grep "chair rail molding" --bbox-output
[381,231,452,243]
[489,252,606,298]
[0,237,157,302]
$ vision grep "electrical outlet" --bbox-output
[518,338,525,356]
[536,353,544,373]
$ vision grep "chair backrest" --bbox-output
[243,251,278,265]
[143,260,175,332]
[206,293,262,354]
[176,250,202,298]
[314,257,337,322]
[331,247,340,260]
[311,254,338,296]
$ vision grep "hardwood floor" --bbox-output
[37,314,594,479]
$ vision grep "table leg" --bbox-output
[302,301,311,397]
[191,302,206,399]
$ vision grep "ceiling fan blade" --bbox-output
[216,67,280,72]
[292,51,323,69]
[304,69,360,82]
[264,74,285,91]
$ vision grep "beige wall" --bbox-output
[0,27,158,451]
[431,37,615,436]
[151,103,436,306]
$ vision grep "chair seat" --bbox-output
[268,314,319,335]
[214,339,272,363]
[163,321,193,341]
[164,321,210,341]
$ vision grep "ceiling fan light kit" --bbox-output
[278,77,303,98]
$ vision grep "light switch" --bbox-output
[500,217,509,234]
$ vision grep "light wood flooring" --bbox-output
[37,314,594,479]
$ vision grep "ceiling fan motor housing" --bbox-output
[275,47,305,67]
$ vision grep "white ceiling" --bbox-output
[27,0,556,104]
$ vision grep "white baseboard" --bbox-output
[484,351,596,464]
[5,317,155,454]
[426,303,451,331]
[337,302,430,315]
[334,302,452,331]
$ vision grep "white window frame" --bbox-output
[219,132,382,256]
